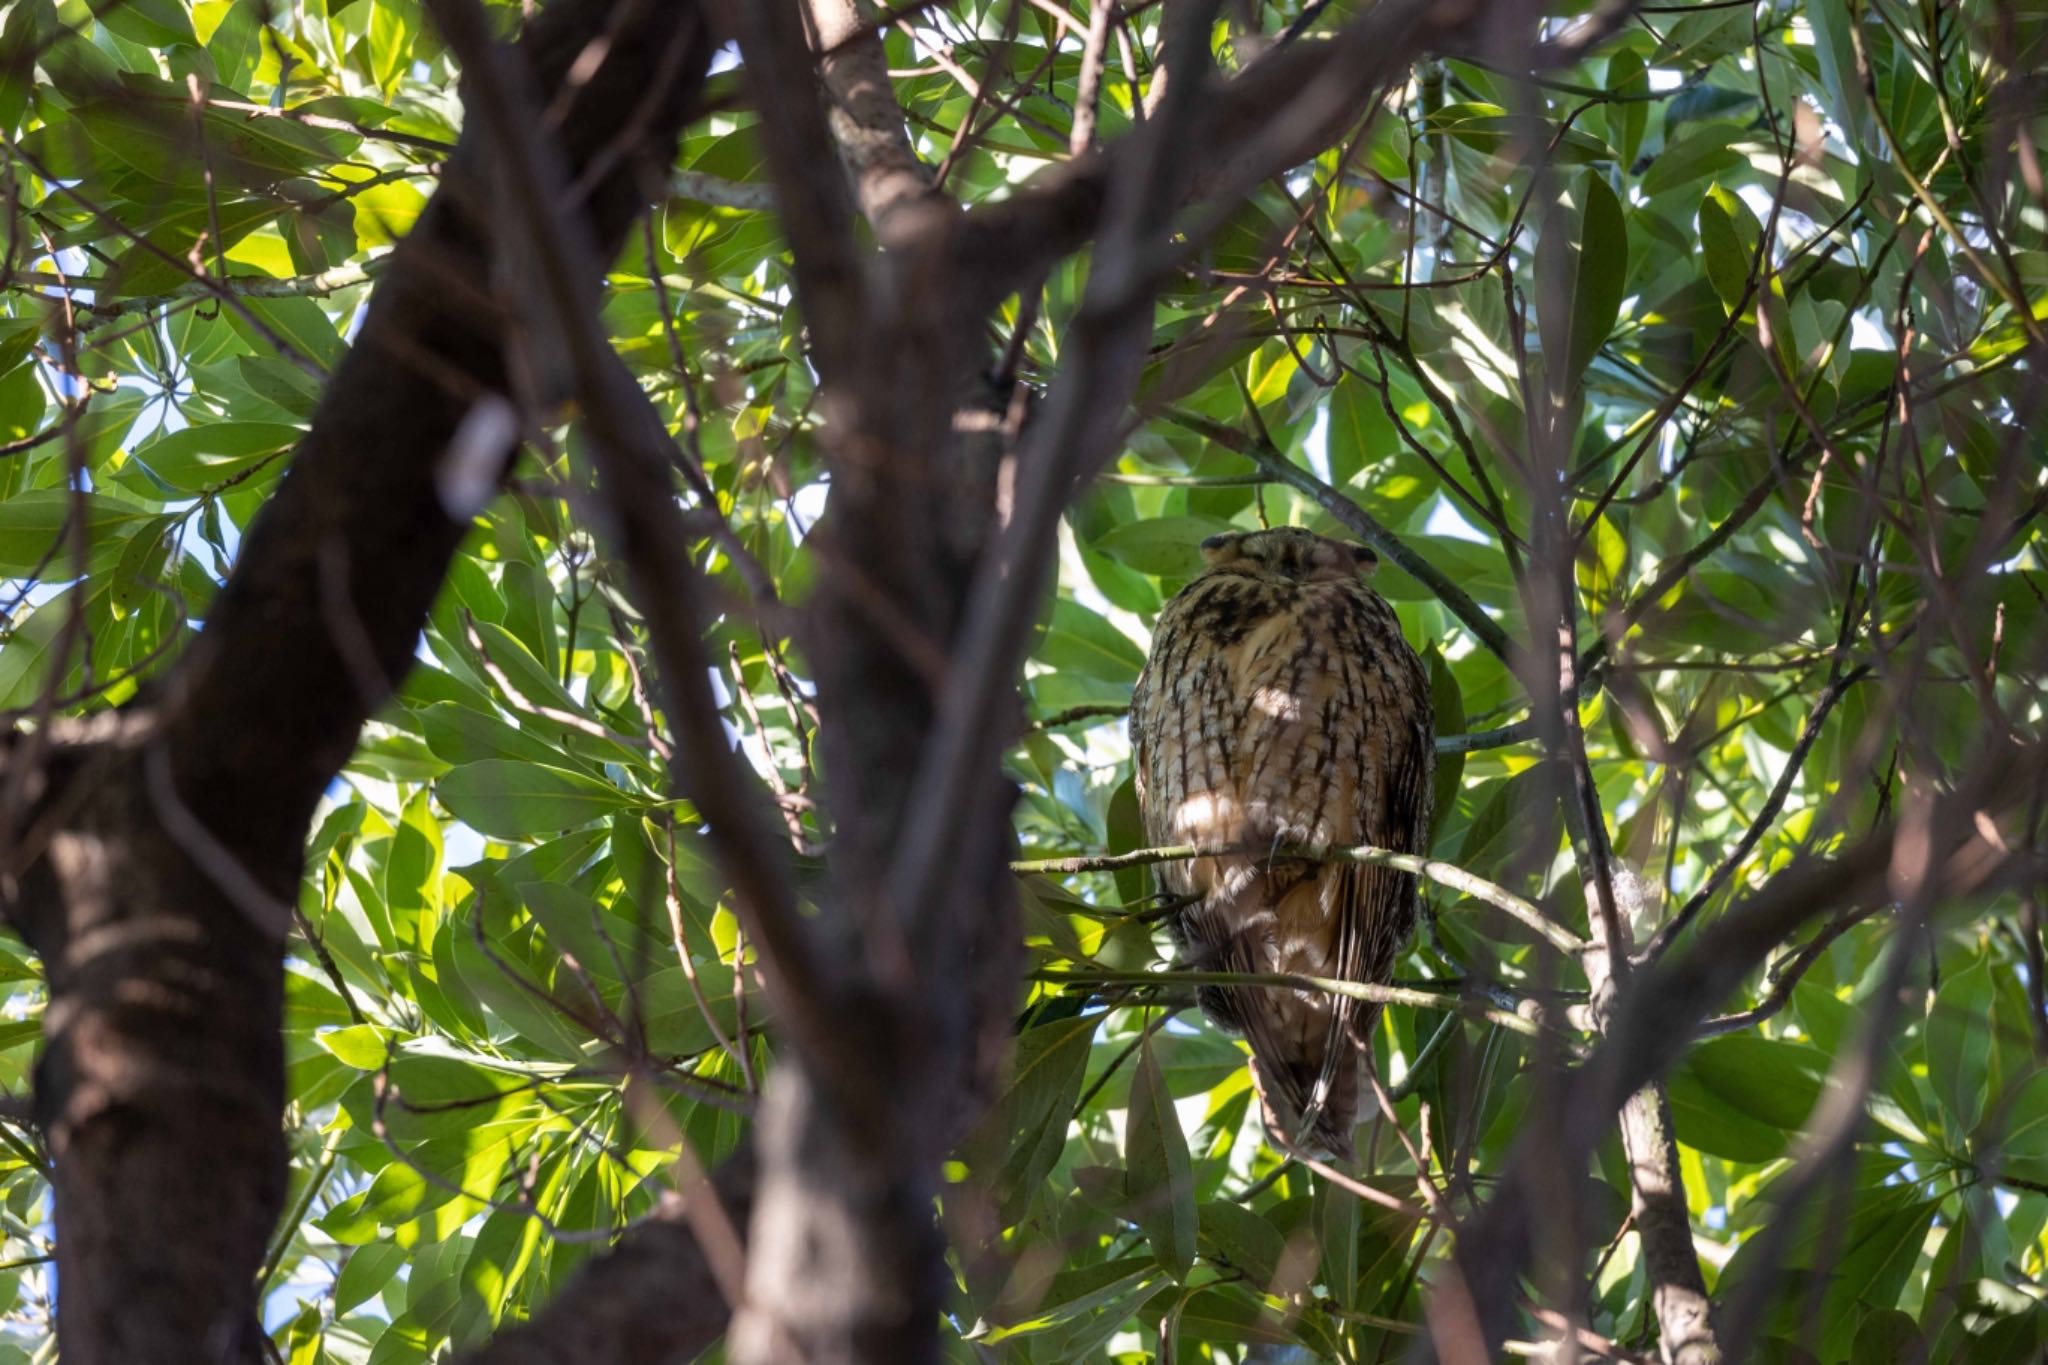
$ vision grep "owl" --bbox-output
[1129,526,1435,1160]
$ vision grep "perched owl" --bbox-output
[1129,527,1435,1160]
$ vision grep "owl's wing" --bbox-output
[1130,584,1246,899]
[1336,694,1436,1050]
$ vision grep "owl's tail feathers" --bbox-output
[1177,880,1367,1160]
[1252,1046,1361,1163]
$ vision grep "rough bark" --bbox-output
[1584,884,1721,1365]
[719,11,1023,1360]
[1619,1083,1719,1365]
[5,2,713,1358]
[10,716,290,1364]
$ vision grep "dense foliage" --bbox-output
[0,0,2041,1360]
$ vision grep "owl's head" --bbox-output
[1198,526,1377,583]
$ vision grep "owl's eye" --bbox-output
[1200,534,1231,551]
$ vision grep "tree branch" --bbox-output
[885,0,1226,943]
[803,0,953,246]
[160,0,711,856]
[1035,967,1555,1040]
[957,4,1428,301]
[723,0,870,380]
[1010,840,1586,955]
[11,3,717,1360]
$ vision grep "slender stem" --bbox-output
[257,1132,341,1295]
[1010,841,1586,955]
[1035,967,1550,1040]
[1386,1010,1462,1102]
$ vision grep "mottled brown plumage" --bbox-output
[1129,527,1435,1159]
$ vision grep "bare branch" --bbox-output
[886,0,1227,942]
[1010,839,1587,955]
[1035,967,1556,1041]
[804,0,953,245]
[1070,0,1115,155]
[722,0,869,379]
[673,168,779,211]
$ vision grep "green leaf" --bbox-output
[1653,6,1748,63]
[417,700,568,768]
[0,322,41,378]
[359,1158,455,1228]
[0,585,79,711]
[386,787,443,940]
[1995,1070,2048,1182]
[1667,1035,1826,1161]
[1105,773,1147,910]
[1037,598,1146,683]
[1721,1181,1940,1360]
[1316,1172,1361,1309]
[0,0,58,133]
[0,365,43,446]
[960,1011,1097,1224]
[236,355,323,419]
[1640,124,1747,197]
[1926,956,1993,1135]
[333,1240,407,1316]
[1697,182,1761,313]
[1536,171,1628,393]
[226,297,346,371]
[1094,515,1237,579]
[98,0,195,46]
[201,0,263,88]
[470,620,583,716]
[1604,49,1649,167]
[1425,102,1614,163]
[435,761,634,838]
[98,203,287,299]
[0,493,151,576]
[980,1255,1156,1341]
[1850,1308,1924,1365]
[318,1024,398,1070]
[127,422,300,494]
[1196,1202,1284,1288]
[1808,3,1872,153]
[1126,1031,1196,1280]
[516,881,624,983]
[1163,1284,1296,1349]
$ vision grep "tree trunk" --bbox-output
[4,2,713,1356]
